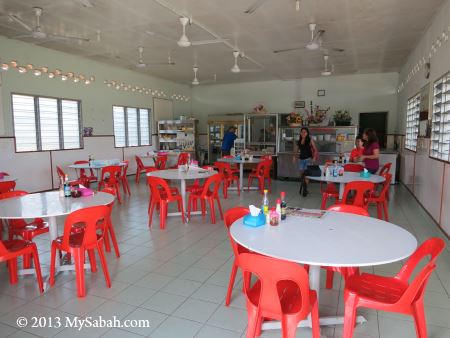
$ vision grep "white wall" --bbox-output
[192,72,399,138]
[397,0,450,236]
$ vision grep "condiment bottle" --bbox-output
[276,199,282,222]
[269,208,279,226]
[280,192,287,220]
[262,189,269,215]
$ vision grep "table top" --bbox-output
[230,211,417,267]
[69,162,126,169]
[307,170,385,184]
[0,176,16,182]
[0,191,114,219]
[217,157,262,164]
[147,168,218,180]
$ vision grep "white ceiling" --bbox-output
[0,0,445,85]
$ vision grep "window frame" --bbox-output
[405,92,421,152]
[11,92,83,153]
[430,71,450,162]
[112,105,152,148]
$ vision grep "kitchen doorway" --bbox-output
[359,112,388,148]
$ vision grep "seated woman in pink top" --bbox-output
[358,128,380,174]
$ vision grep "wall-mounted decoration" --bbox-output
[317,89,326,97]
[294,100,305,108]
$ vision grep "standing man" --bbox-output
[221,126,237,156]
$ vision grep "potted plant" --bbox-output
[333,110,352,126]
[286,112,303,126]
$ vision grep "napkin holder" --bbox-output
[76,187,94,196]
[360,171,371,178]
[243,213,265,227]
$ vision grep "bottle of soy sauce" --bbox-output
[280,191,287,220]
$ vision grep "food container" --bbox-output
[324,134,331,141]
[317,135,324,141]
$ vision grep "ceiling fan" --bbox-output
[73,0,94,8]
[273,23,344,54]
[8,7,89,42]
[321,55,334,76]
[192,66,200,85]
[134,46,175,68]
[177,17,227,47]
[245,0,301,14]
[231,51,263,73]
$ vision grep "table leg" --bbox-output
[240,162,244,191]
[167,178,202,218]
[261,265,366,332]
[339,183,345,200]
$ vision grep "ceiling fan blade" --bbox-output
[190,39,228,46]
[8,14,33,32]
[239,69,263,73]
[312,29,325,42]
[244,0,270,14]
[48,33,90,42]
[273,46,304,54]
[331,47,345,53]
[74,0,94,7]
[11,34,34,39]
[145,62,176,66]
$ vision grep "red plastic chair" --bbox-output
[49,205,112,297]
[247,160,272,193]
[224,207,250,306]
[0,239,44,293]
[344,163,364,172]
[321,204,369,289]
[239,253,321,338]
[99,188,120,257]
[321,183,339,210]
[147,176,185,229]
[135,155,153,184]
[342,238,445,338]
[171,152,190,169]
[215,161,240,198]
[378,162,392,200]
[98,165,122,204]
[0,181,16,194]
[56,166,85,187]
[366,173,392,221]
[0,191,49,268]
[73,160,97,187]
[120,160,131,196]
[222,155,240,175]
[154,155,168,170]
[341,181,375,208]
[188,173,224,224]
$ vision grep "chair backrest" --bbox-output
[344,163,364,172]
[224,207,250,258]
[214,162,233,177]
[61,205,109,249]
[379,162,392,175]
[397,238,445,306]
[199,173,222,197]
[341,181,374,207]
[147,176,172,201]
[73,160,95,178]
[135,155,144,169]
[239,253,312,319]
[262,160,272,177]
[379,173,392,198]
[223,155,233,159]
[100,165,122,184]
[176,153,190,167]
[155,155,167,170]
[327,204,369,216]
[0,181,16,194]
[121,160,129,178]
[262,155,272,160]
[56,166,65,181]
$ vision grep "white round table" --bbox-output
[217,158,262,191]
[230,210,417,330]
[0,176,17,183]
[69,161,126,180]
[307,167,385,199]
[147,168,217,218]
[0,191,114,286]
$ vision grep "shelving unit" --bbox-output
[157,119,197,155]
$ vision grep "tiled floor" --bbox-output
[1,177,450,338]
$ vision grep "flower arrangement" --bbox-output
[304,103,330,125]
[286,112,302,126]
[253,104,267,113]
[333,110,352,126]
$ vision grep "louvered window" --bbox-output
[112,105,151,147]
[405,93,420,151]
[12,94,81,152]
[430,73,450,160]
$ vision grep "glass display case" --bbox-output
[277,125,357,178]
[207,114,245,164]
[245,113,278,155]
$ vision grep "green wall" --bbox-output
[0,36,191,136]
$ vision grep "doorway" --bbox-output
[359,112,388,148]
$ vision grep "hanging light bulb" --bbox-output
[295,0,300,11]
[61,74,68,81]
[10,61,18,68]
[85,79,91,85]
[26,64,34,70]
[79,74,85,81]
[17,66,27,73]
[89,76,95,82]
[54,69,62,76]
[33,69,42,76]
[41,67,48,73]
[1,63,9,71]
[73,76,80,83]
[107,82,112,87]
[48,72,55,79]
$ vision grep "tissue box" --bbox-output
[243,213,265,227]
[360,172,371,178]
